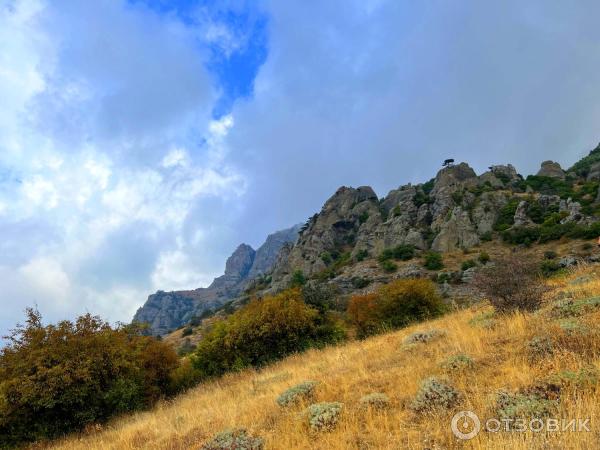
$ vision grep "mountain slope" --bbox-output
[51,265,600,450]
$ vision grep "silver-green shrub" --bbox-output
[276,381,318,407]
[305,402,343,431]
[201,428,264,450]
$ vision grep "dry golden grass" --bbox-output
[46,265,600,450]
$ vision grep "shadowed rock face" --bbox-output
[133,225,300,335]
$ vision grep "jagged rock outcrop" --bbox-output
[248,226,304,279]
[431,207,480,252]
[209,244,255,291]
[135,148,600,335]
[537,160,566,180]
[133,225,300,335]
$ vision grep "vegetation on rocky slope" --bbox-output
[42,264,600,450]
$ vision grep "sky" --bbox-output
[2,0,600,335]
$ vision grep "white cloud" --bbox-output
[0,0,247,332]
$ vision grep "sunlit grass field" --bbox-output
[46,265,600,449]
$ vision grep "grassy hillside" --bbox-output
[46,265,600,450]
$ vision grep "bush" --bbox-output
[411,377,462,413]
[359,393,390,410]
[305,402,343,431]
[377,279,446,330]
[290,270,306,287]
[392,244,415,261]
[0,309,179,447]
[540,260,561,277]
[380,259,398,272]
[496,390,557,420]
[478,252,490,264]
[501,226,541,246]
[192,289,344,378]
[182,326,193,337]
[355,249,369,262]
[461,259,477,271]
[494,199,520,231]
[348,279,445,338]
[472,255,549,313]
[351,276,370,289]
[423,251,444,270]
[201,428,264,450]
[544,250,558,260]
[276,381,319,407]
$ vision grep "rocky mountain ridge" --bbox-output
[133,225,301,335]
[135,143,600,335]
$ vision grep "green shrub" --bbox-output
[494,199,520,231]
[501,226,541,245]
[276,381,318,407]
[393,244,416,260]
[0,309,179,447]
[496,390,557,420]
[358,211,369,224]
[380,259,398,273]
[305,402,343,431]
[411,377,462,413]
[348,279,445,338]
[201,428,264,450]
[540,260,562,277]
[413,191,431,208]
[478,252,490,264]
[461,259,477,271]
[290,270,306,287]
[423,251,444,270]
[359,393,390,410]
[378,249,394,262]
[351,276,371,289]
[355,249,369,262]
[192,290,344,378]
[544,250,558,260]
[182,326,193,337]
[320,252,333,265]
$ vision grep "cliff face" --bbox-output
[133,225,301,335]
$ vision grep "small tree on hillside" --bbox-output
[472,255,548,313]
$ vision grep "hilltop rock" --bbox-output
[209,244,255,291]
[537,160,565,180]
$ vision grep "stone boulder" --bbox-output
[536,160,565,180]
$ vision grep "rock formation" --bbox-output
[133,225,301,335]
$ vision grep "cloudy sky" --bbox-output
[2,0,600,335]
